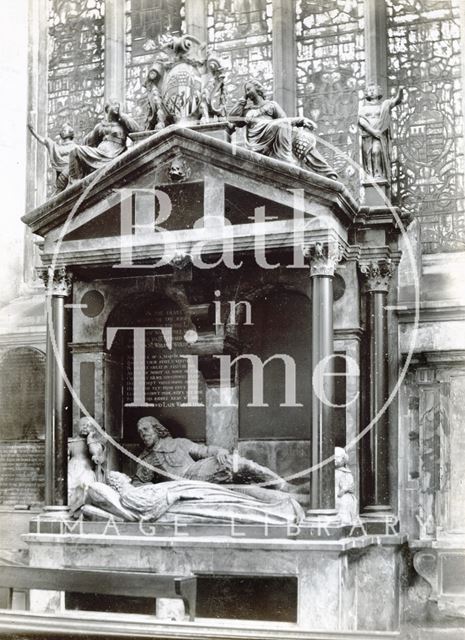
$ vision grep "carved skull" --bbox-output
[168,157,191,182]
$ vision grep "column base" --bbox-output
[361,506,399,534]
[305,509,341,527]
[29,506,72,533]
[41,505,71,519]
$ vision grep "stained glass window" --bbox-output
[387,0,465,253]
[207,0,273,108]
[296,0,365,193]
[48,0,105,140]
[126,0,185,125]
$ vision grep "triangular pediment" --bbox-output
[22,125,359,266]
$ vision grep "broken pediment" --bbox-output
[22,125,359,267]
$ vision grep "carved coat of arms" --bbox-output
[144,34,226,130]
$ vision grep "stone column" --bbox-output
[272,0,297,116]
[359,259,393,514]
[104,0,126,105]
[306,242,342,518]
[185,0,207,42]
[43,266,73,512]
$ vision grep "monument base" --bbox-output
[21,528,406,633]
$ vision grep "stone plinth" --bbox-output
[23,531,405,633]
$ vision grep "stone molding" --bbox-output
[359,258,394,293]
[304,241,344,277]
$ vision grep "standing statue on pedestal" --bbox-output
[334,447,357,525]
[228,79,337,179]
[27,123,76,193]
[358,84,403,182]
[68,100,141,182]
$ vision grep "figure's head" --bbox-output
[245,79,266,101]
[365,83,383,101]
[59,123,74,140]
[147,61,164,83]
[335,447,349,468]
[137,416,170,448]
[78,416,93,437]
[107,471,131,494]
[105,100,121,119]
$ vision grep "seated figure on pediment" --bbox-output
[68,100,141,182]
[228,79,337,180]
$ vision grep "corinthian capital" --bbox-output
[39,266,73,297]
[304,241,344,277]
[359,259,393,293]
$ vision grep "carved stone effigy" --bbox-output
[83,472,304,526]
[144,34,227,131]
